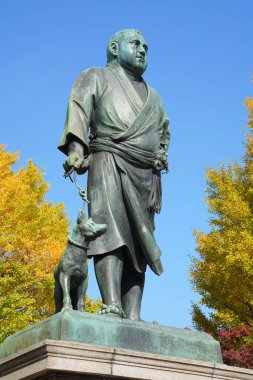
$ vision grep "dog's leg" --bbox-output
[59,271,72,310]
[54,277,63,313]
[71,288,78,310]
[77,278,88,312]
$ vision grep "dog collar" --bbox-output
[67,235,86,249]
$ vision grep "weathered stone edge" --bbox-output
[0,339,252,380]
[0,310,222,363]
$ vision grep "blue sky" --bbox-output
[1,0,252,328]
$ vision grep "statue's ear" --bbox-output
[77,209,86,223]
[109,41,118,58]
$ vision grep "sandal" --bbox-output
[98,303,126,318]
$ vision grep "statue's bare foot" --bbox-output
[98,304,125,318]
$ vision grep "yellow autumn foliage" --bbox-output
[0,147,101,342]
[190,95,253,332]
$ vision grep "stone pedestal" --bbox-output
[1,339,253,380]
[1,310,250,379]
[0,310,222,363]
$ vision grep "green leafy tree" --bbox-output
[0,146,101,342]
[190,95,253,333]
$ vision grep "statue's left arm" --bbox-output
[160,118,170,152]
[156,97,170,173]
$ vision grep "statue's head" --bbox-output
[107,29,148,77]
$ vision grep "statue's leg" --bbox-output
[121,255,145,321]
[94,248,124,313]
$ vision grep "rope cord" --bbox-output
[63,168,89,206]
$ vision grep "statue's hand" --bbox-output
[153,149,168,173]
[78,154,93,174]
[63,152,93,175]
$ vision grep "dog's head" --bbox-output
[77,209,107,242]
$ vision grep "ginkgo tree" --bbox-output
[190,95,253,334]
[0,146,101,343]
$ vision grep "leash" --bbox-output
[63,167,89,207]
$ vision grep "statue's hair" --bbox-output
[106,29,142,64]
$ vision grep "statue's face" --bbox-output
[115,32,148,76]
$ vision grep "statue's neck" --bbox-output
[123,67,142,82]
[108,60,142,81]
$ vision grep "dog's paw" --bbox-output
[77,303,85,312]
[62,304,73,311]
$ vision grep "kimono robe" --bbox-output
[58,62,170,275]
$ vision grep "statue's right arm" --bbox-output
[58,69,100,173]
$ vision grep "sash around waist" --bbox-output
[89,137,155,168]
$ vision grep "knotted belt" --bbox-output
[89,137,162,213]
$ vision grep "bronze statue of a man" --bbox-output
[59,29,170,321]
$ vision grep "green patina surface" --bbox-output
[0,310,222,363]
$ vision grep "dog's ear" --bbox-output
[77,209,87,224]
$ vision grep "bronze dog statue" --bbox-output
[54,209,107,312]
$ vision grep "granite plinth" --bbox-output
[0,310,222,364]
[1,340,252,380]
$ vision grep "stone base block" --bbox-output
[1,339,253,380]
[0,310,222,363]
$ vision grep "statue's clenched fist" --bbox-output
[63,141,92,175]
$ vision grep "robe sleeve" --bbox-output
[58,68,99,156]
